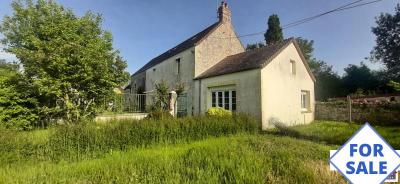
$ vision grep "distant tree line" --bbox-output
[247,5,400,101]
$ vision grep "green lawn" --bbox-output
[289,121,400,149]
[0,118,398,184]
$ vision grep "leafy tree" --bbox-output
[341,62,380,95]
[0,0,129,123]
[308,59,342,100]
[296,37,314,62]
[388,81,400,91]
[264,14,284,45]
[371,4,400,80]
[246,42,265,51]
[0,60,38,130]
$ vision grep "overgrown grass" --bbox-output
[2,118,398,183]
[271,121,400,149]
[0,134,345,184]
[0,115,258,164]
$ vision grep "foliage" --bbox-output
[264,14,284,45]
[0,0,129,123]
[296,37,314,62]
[173,81,185,95]
[388,80,400,91]
[309,59,343,100]
[151,80,170,111]
[206,107,232,117]
[371,4,400,80]
[246,42,265,51]
[0,61,38,130]
[341,62,380,95]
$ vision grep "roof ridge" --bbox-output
[222,38,294,59]
[195,38,295,80]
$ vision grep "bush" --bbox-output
[206,107,232,117]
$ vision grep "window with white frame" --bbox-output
[290,60,296,75]
[301,90,310,111]
[211,90,236,111]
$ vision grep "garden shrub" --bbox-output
[206,107,232,117]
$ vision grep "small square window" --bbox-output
[290,60,296,75]
[153,68,156,72]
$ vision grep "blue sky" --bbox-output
[0,0,398,75]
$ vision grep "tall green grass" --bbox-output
[0,115,258,164]
[270,121,400,149]
[0,135,345,184]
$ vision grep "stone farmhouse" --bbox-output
[128,2,316,129]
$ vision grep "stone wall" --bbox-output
[194,21,244,77]
[316,101,400,126]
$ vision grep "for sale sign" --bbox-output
[329,123,400,184]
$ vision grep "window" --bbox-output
[176,58,181,75]
[301,90,310,112]
[153,68,156,72]
[218,91,223,107]
[212,92,216,107]
[231,91,236,111]
[211,90,237,111]
[290,60,296,75]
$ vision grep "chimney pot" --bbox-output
[218,1,231,23]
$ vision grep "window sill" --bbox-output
[301,110,312,114]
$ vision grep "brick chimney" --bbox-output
[218,1,231,23]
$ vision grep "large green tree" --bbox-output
[0,0,129,123]
[309,59,343,100]
[264,14,284,45]
[371,4,400,80]
[296,37,314,62]
[341,62,380,95]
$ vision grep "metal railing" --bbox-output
[102,94,148,113]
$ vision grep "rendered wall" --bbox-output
[145,48,195,115]
[260,43,315,129]
[194,69,262,119]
